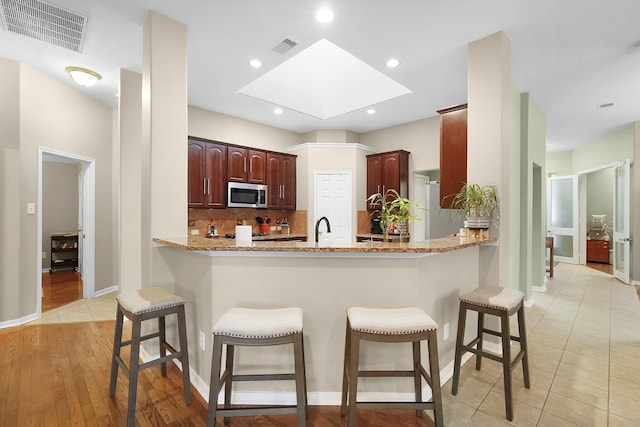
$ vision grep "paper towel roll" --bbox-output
[235,225,252,246]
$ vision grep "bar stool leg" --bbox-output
[177,306,192,404]
[412,341,423,418]
[223,344,234,424]
[158,315,167,377]
[500,313,513,421]
[518,305,531,388]
[346,330,361,427]
[109,306,124,397]
[476,311,484,370]
[451,301,467,395]
[126,318,142,427]
[293,333,308,426]
[207,335,224,427]
[427,331,444,427]
[340,322,352,416]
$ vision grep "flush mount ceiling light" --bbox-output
[66,66,101,87]
[366,109,376,115]
[249,59,262,69]
[274,108,283,115]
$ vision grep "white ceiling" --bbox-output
[1,0,639,152]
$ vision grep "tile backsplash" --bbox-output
[188,208,307,237]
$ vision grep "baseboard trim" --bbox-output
[139,348,477,406]
[0,312,39,329]
[95,285,119,297]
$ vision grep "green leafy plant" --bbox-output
[367,189,425,242]
[445,183,500,226]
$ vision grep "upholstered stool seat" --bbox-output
[341,307,444,427]
[109,287,192,427]
[207,307,308,427]
[451,286,530,421]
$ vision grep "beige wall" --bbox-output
[0,59,114,323]
[188,106,301,152]
[0,58,21,321]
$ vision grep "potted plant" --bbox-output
[445,183,500,232]
[367,189,425,242]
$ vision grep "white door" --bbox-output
[613,160,631,284]
[547,175,579,264]
[315,172,352,245]
[77,171,84,275]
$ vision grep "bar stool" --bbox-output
[207,307,308,427]
[109,287,192,427]
[340,306,444,427]
[451,286,529,421]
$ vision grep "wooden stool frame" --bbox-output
[340,319,444,427]
[451,298,530,421]
[109,302,192,427]
[207,332,308,427]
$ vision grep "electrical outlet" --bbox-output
[26,203,35,215]
[188,219,195,226]
[443,323,450,341]
[42,251,46,259]
[199,331,206,351]
[191,229,200,235]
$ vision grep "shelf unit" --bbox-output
[50,233,78,273]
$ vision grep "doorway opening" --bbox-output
[37,147,95,316]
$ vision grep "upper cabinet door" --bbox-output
[247,150,266,184]
[280,155,296,210]
[266,153,282,208]
[227,146,248,182]
[204,142,227,208]
[438,104,467,208]
[188,140,207,208]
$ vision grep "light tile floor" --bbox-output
[31,290,118,324]
[441,263,640,426]
[31,264,640,426]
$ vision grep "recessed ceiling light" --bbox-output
[386,58,400,68]
[65,66,101,87]
[316,9,334,23]
[366,109,376,115]
[249,59,262,68]
[274,108,283,115]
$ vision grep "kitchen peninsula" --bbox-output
[152,235,495,403]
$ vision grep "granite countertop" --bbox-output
[153,235,496,255]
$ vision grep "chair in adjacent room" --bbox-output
[207,307,308,427]
[340,306,444,427]
[451,286,530,421]
[109,286,192,427]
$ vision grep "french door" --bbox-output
[613,160,631,284]
[547,175,579,264]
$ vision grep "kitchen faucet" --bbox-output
[315,217,331,243]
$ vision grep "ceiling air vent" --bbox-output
[272,37,297,54]
[0,0,87,52]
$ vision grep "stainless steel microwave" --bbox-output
[227,182,268,208]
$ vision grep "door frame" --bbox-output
[37,147,96,314]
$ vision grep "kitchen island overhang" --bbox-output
[151,235,494,405]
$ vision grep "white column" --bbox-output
[467,31,512,287]
[118,69,143,292]
[141,11,188,285]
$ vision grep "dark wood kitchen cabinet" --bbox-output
[366,150,409,211]
[227,146,266,184]
[438,103,467,208]
[266,153,296,210]
[188,138,227,208]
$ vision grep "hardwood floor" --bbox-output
[42,270,83,312]
[586,261,613,275]
[0,320,435,426]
